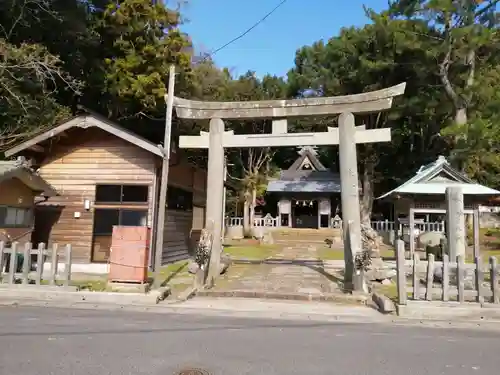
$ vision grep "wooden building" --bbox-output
[4,114,207,272]
[266,147,341,229]
[377,155,500,255]
[0,159,57,245]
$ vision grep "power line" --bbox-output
[204,0,290,60]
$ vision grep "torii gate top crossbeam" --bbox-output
[171,83,406,120]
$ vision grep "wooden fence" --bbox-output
[0,241,72,287]
[395,239,499,305]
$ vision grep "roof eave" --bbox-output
[4,115,163,158]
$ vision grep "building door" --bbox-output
[292,200,318,229]
[31,206,62,247]
[91,184,149,263]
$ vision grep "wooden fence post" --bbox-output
[0,241,5,275]
[490,256,498,304]
[63,244,72,287]
[396,239,407,305]
[442,254,449,302]
[457,254,465,303]
[412,252,420,300]
[22,242,31,285]
[35,243,45,285]
[8,242,18,284]
[50,243,59,286]
[425,254,435,301]
[475,256,483,304]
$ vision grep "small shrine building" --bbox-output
[266,147,341,229]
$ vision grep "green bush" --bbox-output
[426,244,443,261]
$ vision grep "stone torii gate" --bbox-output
[172,83,406,288]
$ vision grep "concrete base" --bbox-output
[43,262,110,275]
[107,282,150,293]
[0,284,78,292]
[0,286,170,305]
[196,289,369,304]
[397,301,500,321]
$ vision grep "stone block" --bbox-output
[372,292,396,313]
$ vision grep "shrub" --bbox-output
[354,250,372,272]
[426,244,443,261]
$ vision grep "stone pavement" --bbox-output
[202,244,358,302]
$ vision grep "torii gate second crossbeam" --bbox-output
[172,83,406,289]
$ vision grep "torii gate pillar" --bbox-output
[205,118,225,285]
[338,112,362,286]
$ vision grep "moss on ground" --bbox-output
[223,245,280,260]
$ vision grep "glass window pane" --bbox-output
[0,206,6,225]
[15,208,25,225]
[5,208,17,225]
[95,185,121,202]
[120,210,147,226]
[93,209,120,234]
[121,185,148,203]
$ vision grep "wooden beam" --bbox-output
[28,144,44,152]
[171,83,406,120]
[179,128,391,149]
[328,125,365,132]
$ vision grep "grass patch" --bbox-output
[223,245,280,260]
[372,283,398,302]
[317,248,345,260]
[467,249,500,263]
[148,260,190,287]
[467,227,500,250]
[70,279,107,291]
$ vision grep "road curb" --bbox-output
[3,296,500,330]
[397,301,500,321]
[196,289,369,304]
[0,286,170,305]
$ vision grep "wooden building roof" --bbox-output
[378,155,500,200]
[267,147,341,193]
[0,159,57,196]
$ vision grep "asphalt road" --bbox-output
[0,306,499,375]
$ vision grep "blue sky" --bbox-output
[180,0,388,78]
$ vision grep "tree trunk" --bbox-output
[243,190,251,236]
[455,106,468,125]
[360,161,375,227]
[249,187,257,228]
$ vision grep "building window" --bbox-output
[95,184,149,204]
[93,208,148,235]
[167,186,193,211]
[0,206,33,227]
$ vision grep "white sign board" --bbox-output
[319,199,331,215]
[279,199,291,214]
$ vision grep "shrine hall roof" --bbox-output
[267,179,341,193]
[377,155,500,199]
[266,146,341,193]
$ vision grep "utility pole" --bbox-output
[154,65,176,288]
